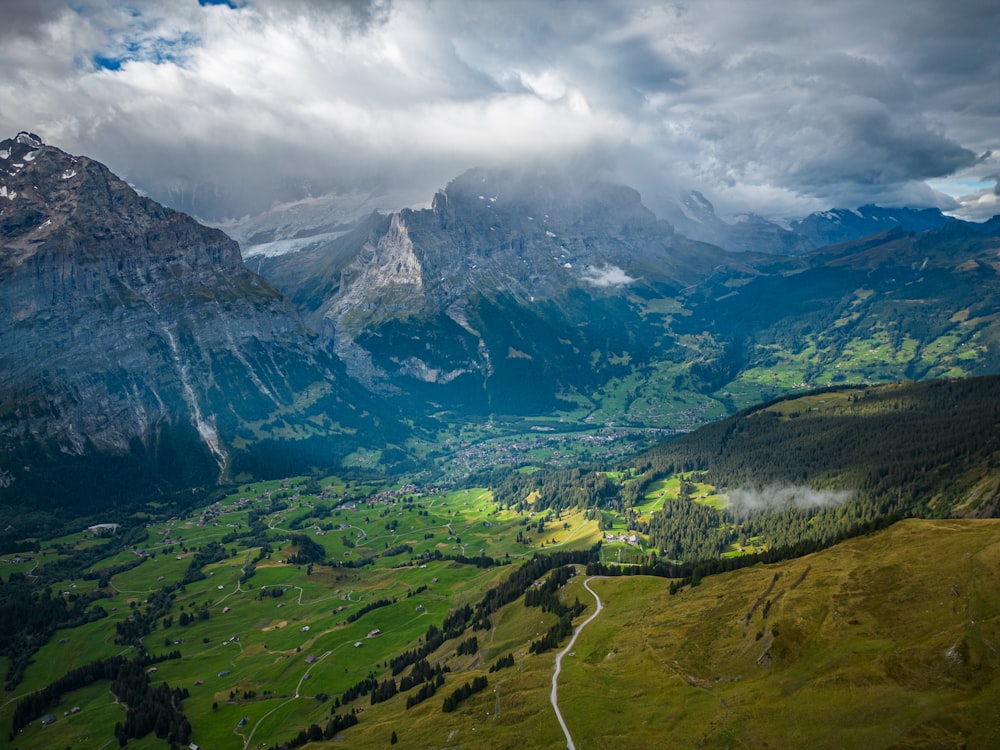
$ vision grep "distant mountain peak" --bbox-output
[15,131,42,146]
[790,204,951,247]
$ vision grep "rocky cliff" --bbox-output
[257,166,1000,426]
[261,167,753,413]
[0,133,393,509]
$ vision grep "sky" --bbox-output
[1,0,997,223]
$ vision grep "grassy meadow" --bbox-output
[4,470,1000,749]
[2,477,602,749]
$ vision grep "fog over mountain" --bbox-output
[0,0,996,224]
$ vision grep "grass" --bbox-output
[5,474,999,750]
[2,477,604,748]
[555,519,1000,749]
[259,516,1000,749]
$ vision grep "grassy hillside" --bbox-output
[561,519,1000,749]
[211,517,997,749]
[4,498,999,748]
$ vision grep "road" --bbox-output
[550,576,603,750]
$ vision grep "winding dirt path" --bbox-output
[551,576,603,750]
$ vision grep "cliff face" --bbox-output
[262,167,743,412]
[0,133,387,507]
[257,166,1000,425]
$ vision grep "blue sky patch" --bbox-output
[92,31,200,72]
[927,178,997,199]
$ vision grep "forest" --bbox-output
[477,376,1000,563]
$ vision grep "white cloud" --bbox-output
[581,264,635,288]
[727,485,854,518]
[0,0,995,222]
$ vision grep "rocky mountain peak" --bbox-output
[14,131,43,147]
[270,166,736,406]
[0,136,392,509]
[1,135,242,280]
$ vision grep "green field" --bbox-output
[4,442,1000,750]
[1,477,603,749]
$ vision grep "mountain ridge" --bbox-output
[2,139,999,511]
[255,166,999,426]
[0,134,399,510]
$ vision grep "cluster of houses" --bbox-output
[0,554,32,565]
[336,483,421,512]
[604,531,641,546]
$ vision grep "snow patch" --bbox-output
[242,231,349,258]
[61,169,77,180]
[0,149,9,159]
[15,132,42,147]
[677,191,717,223]
[23,151,35,162]
[545,230,557,238]
[0,185,15,200]
[581,264,635,287]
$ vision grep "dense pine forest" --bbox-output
[477,376,1000,562]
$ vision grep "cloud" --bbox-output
[0,0,995,222]
[726,485,854,519]
[0,0,68,41]
[581,264,635,288]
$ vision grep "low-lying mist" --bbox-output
[726,485,854,519]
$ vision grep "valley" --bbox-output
[4,478,998,748]
[2,379,999,749]
[2,134,1000,749]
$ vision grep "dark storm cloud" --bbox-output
[252,0,393,33]
[0,0,995,221]
[0,0,67,40]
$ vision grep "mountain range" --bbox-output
[256,166,1000,424]
[1,134,998,510]
[0,133,402,512]
[1,134,999,749]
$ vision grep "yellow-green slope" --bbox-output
[288,519,1000,749]
[560,519,1000,749]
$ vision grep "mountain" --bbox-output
[0,133,398,511]
[3,139,997,508]
[254,167,999,432]
[789,204,954,247]
[658,190,956,254]
[257,167,760,416]
[678,216,1000,403]
[658,189,814,255]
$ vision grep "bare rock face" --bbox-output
[265,167,740,412]
[0,133,385,509]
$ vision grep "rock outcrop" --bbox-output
[262,167,746,411]
[0,133,389,508]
